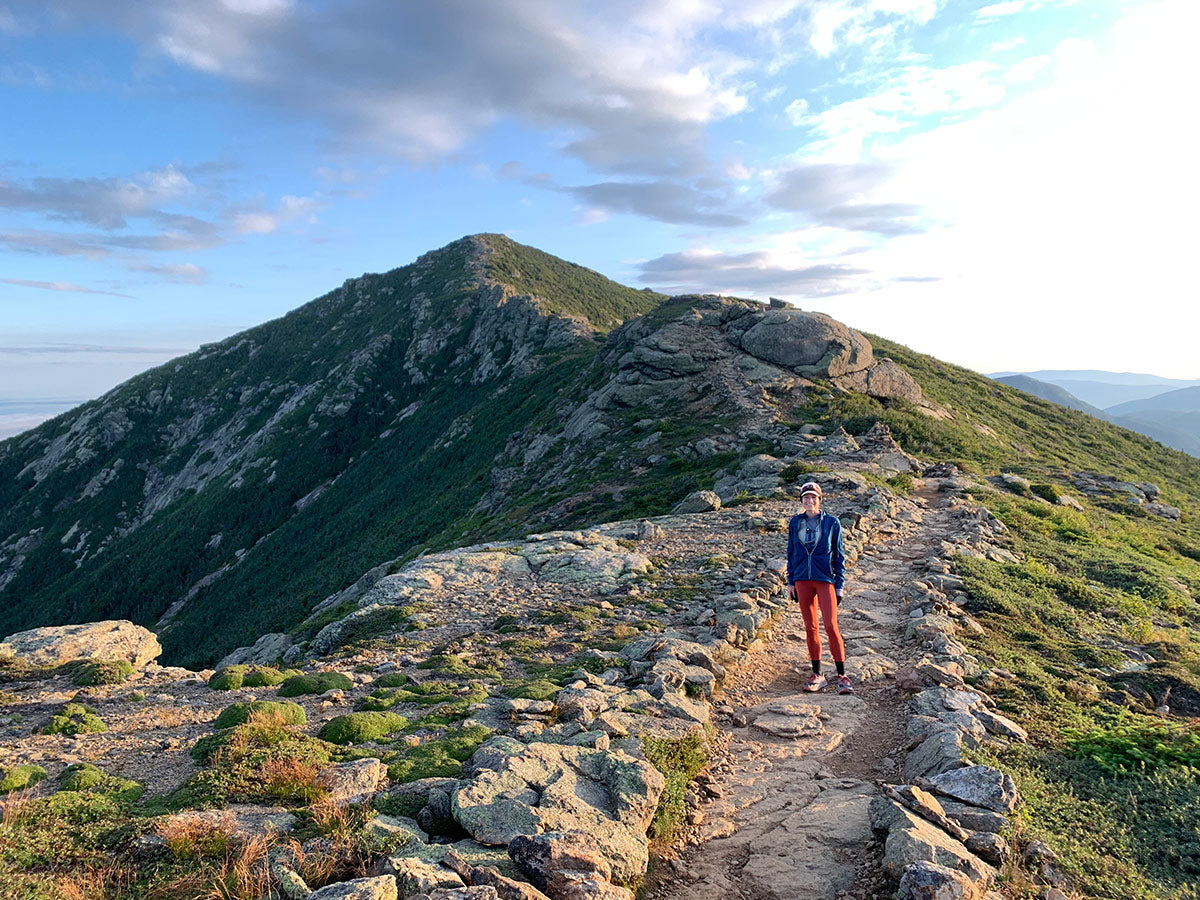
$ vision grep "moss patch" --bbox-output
[278,671,354,697]
[43,703,105,736]
[0,764,46,794]
[68,659,133,686]
[502,679,560,701]
[208,664,302,690]
[57,763,143,801]
[318,712,409,745]
[386,725,492,783]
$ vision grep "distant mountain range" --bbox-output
[991,370,1200,456]
[990,369,1200,409]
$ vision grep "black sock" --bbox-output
[811,660,821,674]
[835,661,845,676]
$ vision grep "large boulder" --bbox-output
[317,758,388,805]
[834,358,923,402]
[453,740,664,884]
[0,620,162,668]
[926,766,1019,813]
[217,632,294,668]
[870,799,994,885]
[508,831,633,900]
[897,860,985,900]
[157,805,297,841]
[672,491,722,514]
[739,309,873,377]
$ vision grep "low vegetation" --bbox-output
[208,665,302,691]
[386,724,492,783]
[213,700,306,730]
[43,703,106,736]
[68,659,134,686]
[317,712,408,745]
[278,671,353,697]
[641,728,709,849]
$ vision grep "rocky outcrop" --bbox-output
[738,308,873,377]
[453,739,664,884]
[672,491,722,514]
[508,831,634,900]
[0,620,161,668]
[833,358,923,403]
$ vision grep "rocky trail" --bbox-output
[650,484,966,900]
[1,430,1034,900]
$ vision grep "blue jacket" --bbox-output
[787,512,846,591]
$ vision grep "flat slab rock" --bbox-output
[926,766,1018,813]
[747,692,868,742]
[749,700,829,738]
[0,619,162,667]
[158,804,297,839]
[308,875,398,900]
[738,781,874,900]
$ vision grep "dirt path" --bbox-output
[651,484,956,900]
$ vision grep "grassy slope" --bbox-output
[480,233,665,330]
[801,336,1200,899]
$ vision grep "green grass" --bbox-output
[1065,721,1200,775]
[212,700,306,730]
[947,484,1200,898]
[482,234,664,332]
[641,729,709,847]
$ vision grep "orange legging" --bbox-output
[792,580,845,662]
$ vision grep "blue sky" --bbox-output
[2,0,1197,437]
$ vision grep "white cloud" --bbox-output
[638,246,873,297]
[230,194,320,235]
[803,0,942,57]
[127,261,209,284]
[785,98,811,126]
[974,0,1029,19]
[975,0,1079,22]
[795,60,1011,158]
[988,36,1027,52]
[0,277,128,296]
[825,0,1200,375]
[0,164,193,229]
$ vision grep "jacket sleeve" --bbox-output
[830,515,846,591]
[786,515,797,584]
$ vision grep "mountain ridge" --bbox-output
[4,236,1200,899]
[4,235,1200,670]
[0,234,663,664]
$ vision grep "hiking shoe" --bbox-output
[803,673,827,692]
[837,676,854,695]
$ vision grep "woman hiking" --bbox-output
[787,481,852,694]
